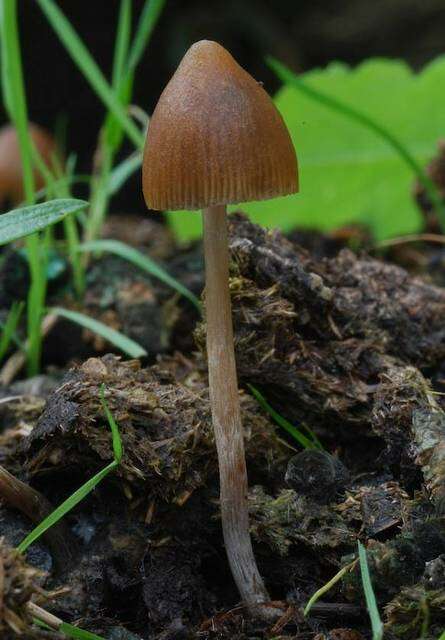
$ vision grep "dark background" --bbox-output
[4,0,445,212]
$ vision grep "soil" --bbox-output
[1,173,445,638]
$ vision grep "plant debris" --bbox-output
[1,213,445,638]
[0,539,47,639]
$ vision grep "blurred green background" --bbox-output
[2,0,445,220]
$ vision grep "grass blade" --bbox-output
[107,152,142,195]
[86,1,134,243]
[248,384,322,450]
[17,461,117,554]
[127,0,167,72]
[0,199,88,246]
[268,56,445,231]
[112,0,132,86]
[0,301,25,361]
[50,306,147,358]
[0,0,35,201]
[103,0,133,152]
[304,559,357,617]
[1,0,47,375]
[32,608,106,640]
[358,541,384,640]
[59,623,106,640]
[100,384,123,463]
[34,174,92,202]
[78,239,201,311]
[17,392,123,555]
[36,0,143,149]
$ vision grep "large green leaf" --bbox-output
[167,56,445,241]
[0,199,88,246]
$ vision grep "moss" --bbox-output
[249,486,356,557]
[385,584,445,639]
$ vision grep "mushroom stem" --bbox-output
[202,205,269,611]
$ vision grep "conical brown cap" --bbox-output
[143,40,298,211]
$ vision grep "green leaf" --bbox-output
[50,306,147,359]
[167,56,445,242]
[358,541,384,640]
[77,239,201,311]
[0,199,88,246]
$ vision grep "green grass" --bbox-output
[17,384,123,554]
[0,302,25,361]
[248,384,323,450]
[78,239,201,311]
[36,0,166,244]
[25,383,123,639]
[304,543,383,639]
[304,558,357,617]
[0,1,168,376]
[50,307,147,359]
[34,616,107,640]
[107,152,142,195]
[58,623,106,640]
[0,199,88,246]
[37,151,86,298]
[0,0,46,376]
[127,0,167,73]
[86,0,134,244]
[358,541,384,640]
[35,0,164,250]
[36,0,143,149]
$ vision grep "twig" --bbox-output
[26,601,62,630]
[309,601,364,618]
[376,233,445,248]
[0,465,74,565]
[0,546,4,614]
[0,314,58,386]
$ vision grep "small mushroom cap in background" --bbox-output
[0,123,57,208]
[143,40,298,212]
[285,450,350,504]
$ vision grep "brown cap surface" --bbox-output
[0,123,57,207]
[143,40,298,211]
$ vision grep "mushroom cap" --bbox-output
[143,40,298,211]
[0,123,57,207]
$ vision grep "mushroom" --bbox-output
[0,123,57,208]
[142,40,298,614]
